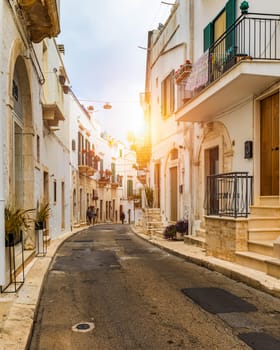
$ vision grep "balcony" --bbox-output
[97,170,112,187]
[78,165,95,177]
[97,176,110,187]
[78,151,97,177]
[18,0,60,43]
[42,103,64,128]
[176,13,280,123]
[205,172,253,218]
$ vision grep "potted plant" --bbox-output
[35,202,50,230]
[176,219,188,234]
[175,219,188,240]
[5,205,34,246]
[163,224,177,240]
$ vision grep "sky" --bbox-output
[58,0,172,144]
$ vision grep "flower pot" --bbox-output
[35,221,46,230]
[5,231,23,247]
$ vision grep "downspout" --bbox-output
[189,0,195,63]
[0,1,5,286]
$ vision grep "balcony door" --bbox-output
[261,92,279,196]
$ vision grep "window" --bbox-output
[111,163,116,183]
[53,180,57,203]
[100,159,104,172]
[36,135,40,162]
[85,139,90,165]
[161,71,174,119]
[203,0,236,51]
[127,179,133,198]
[78,132,84,165]
[170,148,178,160]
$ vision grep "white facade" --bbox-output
[0,0,140,289]
[146,0,280,276]
[147,1,191,224]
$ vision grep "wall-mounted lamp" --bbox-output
[244,140,253,159]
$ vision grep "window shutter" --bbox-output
[203,22,213,52]
[225,0,236,50]
[170,70,175,114]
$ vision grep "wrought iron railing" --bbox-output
[205,172,253,218]
[184,13,280,101]
[208,12,280,83]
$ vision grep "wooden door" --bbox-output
[154,163,160,208]
[170,166,178,221]
[261,92,279,195]
[206,147,219,214]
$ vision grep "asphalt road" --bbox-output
[28,224,280,350]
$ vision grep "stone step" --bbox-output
[235,251,268,273]
[195,228,206,239]
[250,206,280,217]
[267,258,280,278]
[184,235,206,249]
[236,251,280,278]
[248,217,280,229]
[248,228,280,241]
[248,240,274,257]
[146,220,163,225]
[255,196,280,206]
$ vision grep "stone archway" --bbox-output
[9,48,34,248]
[194,121,233,222]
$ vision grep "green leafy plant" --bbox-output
[175,220,188,234]
[5,205,34,246]
[163,224,177,240]
[35,202,50,229]
[145,186,154,208]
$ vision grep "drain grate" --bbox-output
[72,322,95,333]
[238,332,280,350]
[181,287,257,314]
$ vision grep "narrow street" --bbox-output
[29,224,280,350]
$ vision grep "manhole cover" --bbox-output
[181,287,257,314]
[72,322,95,333]
[238,332,280,350]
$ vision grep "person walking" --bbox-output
[120,211,125,224]
[86,206,93,225]
[92,206,97,225]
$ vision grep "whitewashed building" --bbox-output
[146,0,280,277]
[145,1,191,224]
[0,0,63,288]
[0,0,139,291]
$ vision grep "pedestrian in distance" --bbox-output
[86,206,93,225]
[120,211,125,224]
[92,206,97,225]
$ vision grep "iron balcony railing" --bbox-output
[209,13,280,83]
[205,172,253,218]
[184,13,280,101]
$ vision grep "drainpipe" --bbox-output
[189,0,195,63]
[0,1,5,286]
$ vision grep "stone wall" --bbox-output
[205,216,248,262]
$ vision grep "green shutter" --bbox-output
[111,163,116,182]
[225,0,236,50]
[203,22,213,52]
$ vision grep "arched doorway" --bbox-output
[10,56,34,247]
